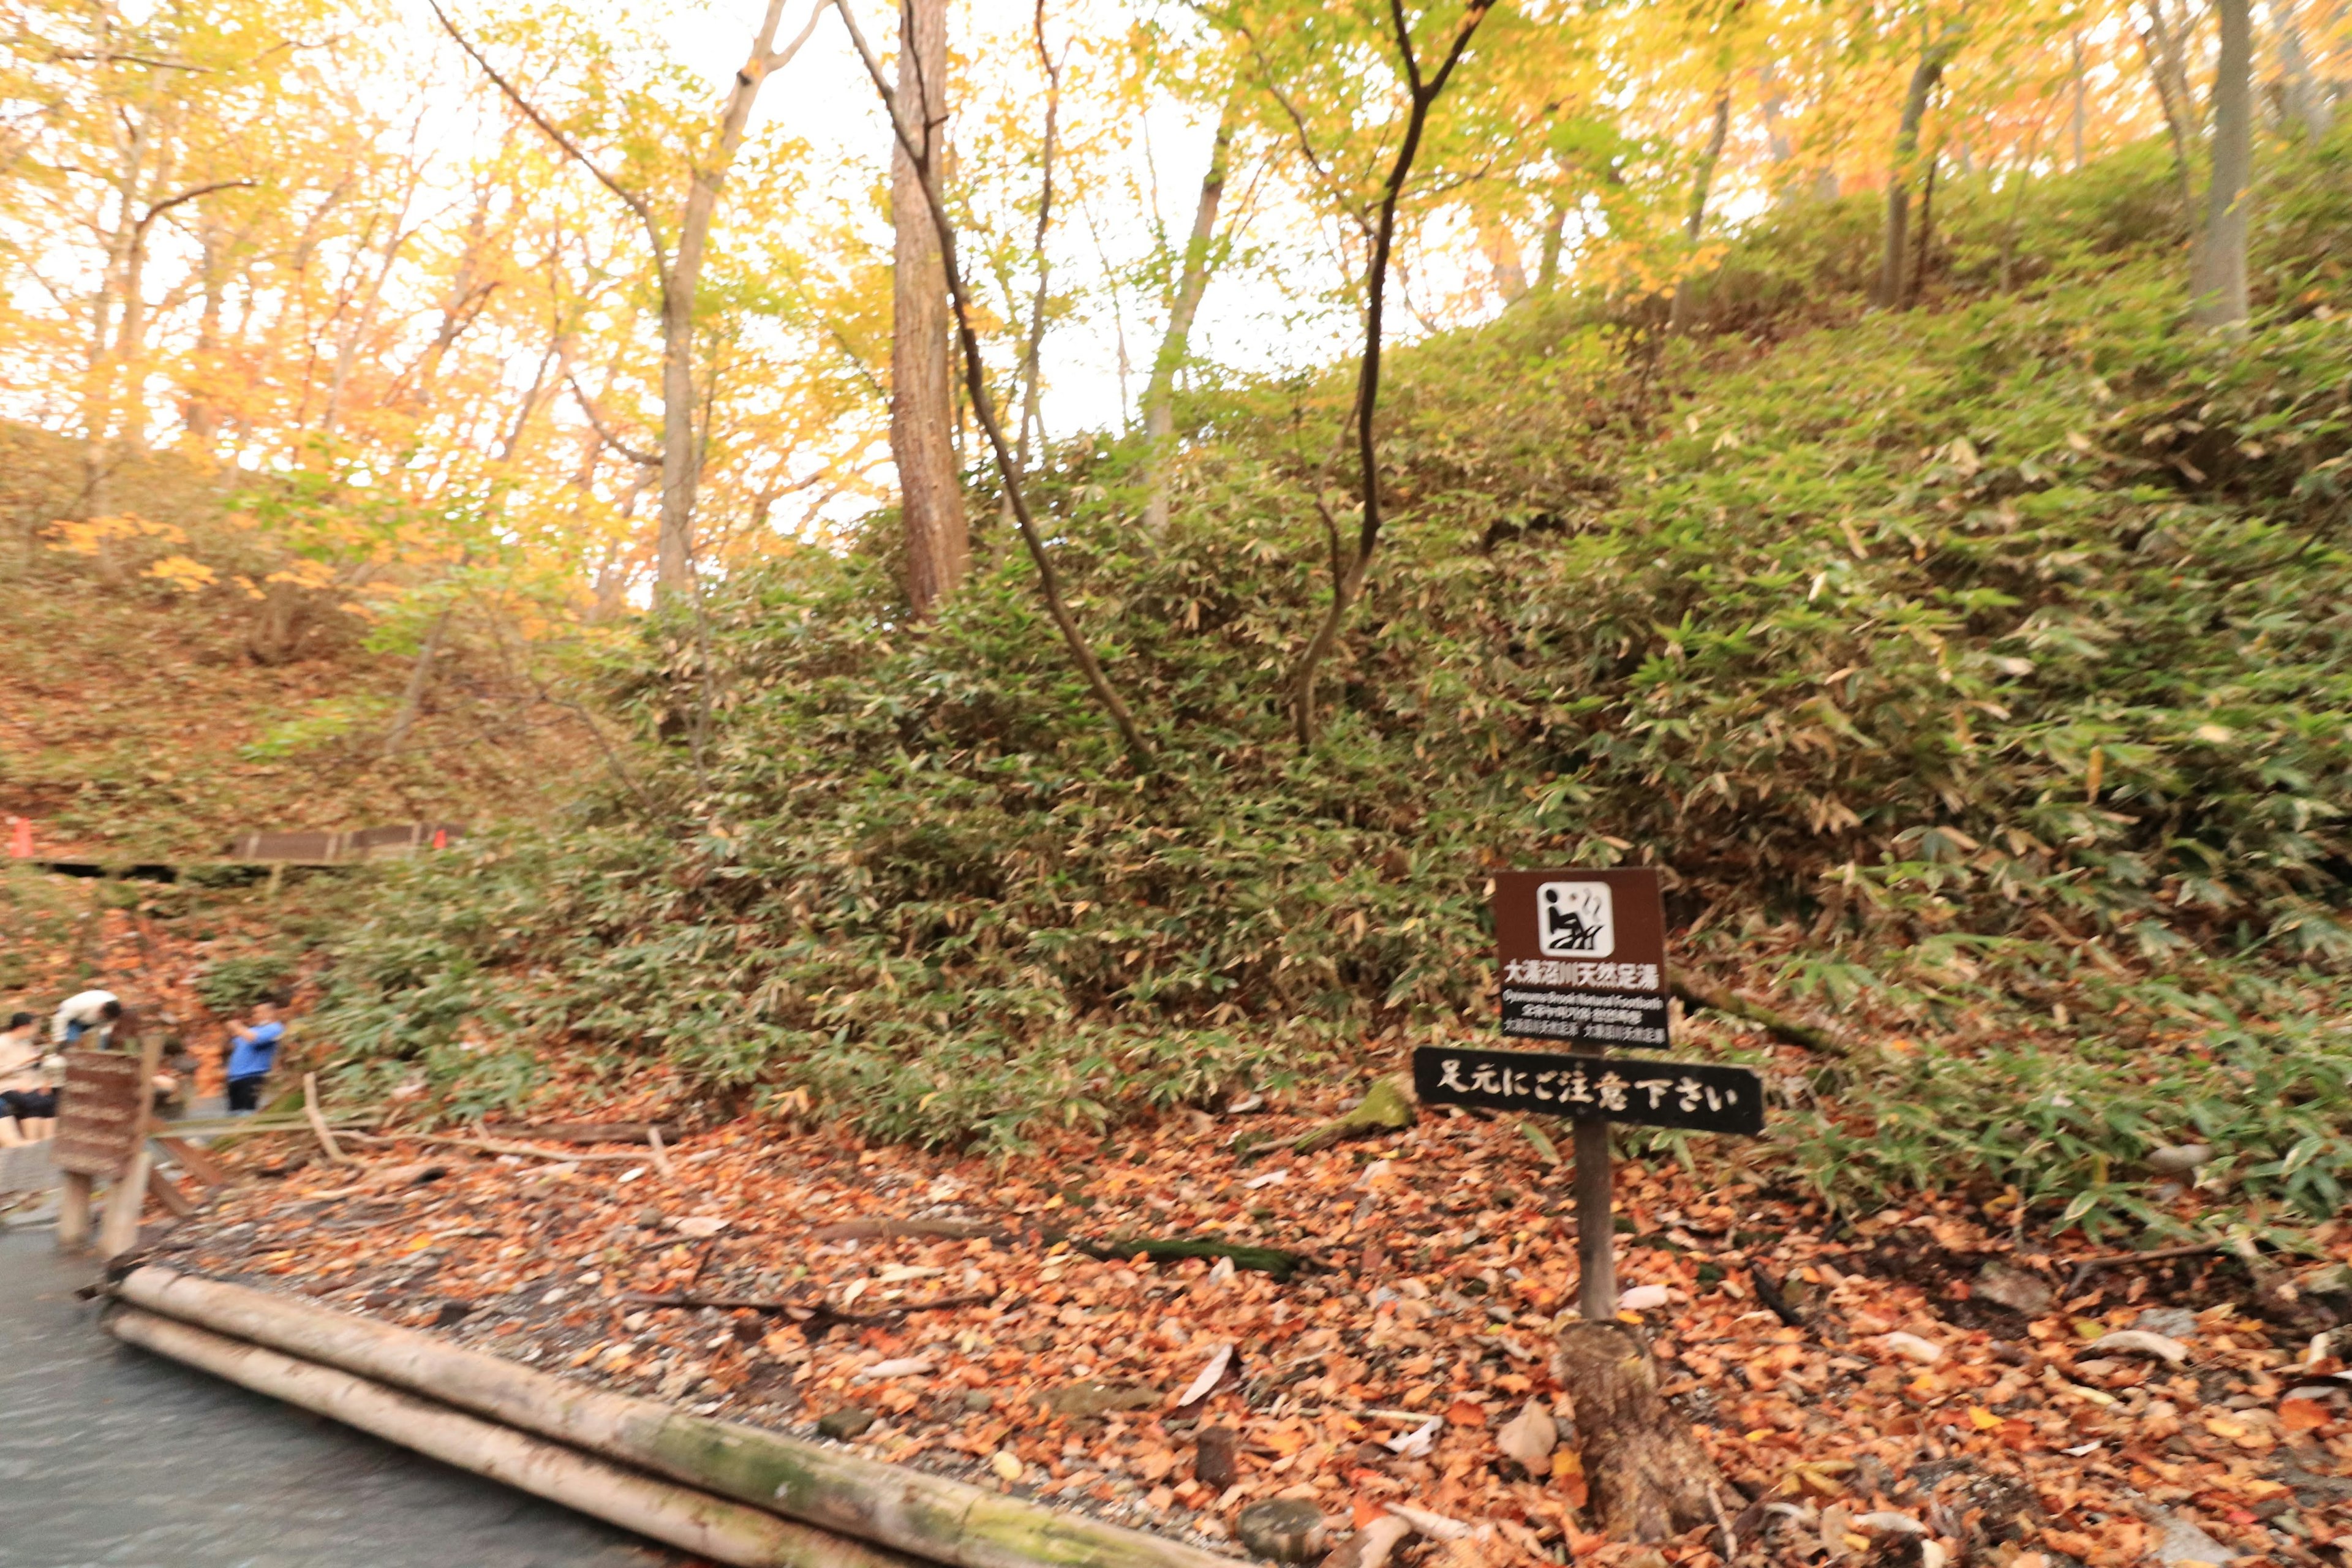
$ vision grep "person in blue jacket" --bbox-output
[224,1003,286,1114]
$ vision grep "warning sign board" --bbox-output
[1492,869,1670,1047]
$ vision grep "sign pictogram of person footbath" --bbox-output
[1412,867,1766,1318]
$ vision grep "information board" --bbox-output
[1491,868,1671,1047]
[52,1050,145,1177]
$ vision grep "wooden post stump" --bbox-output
[57,1171,93,1250]
[1553,1319,1722,1542]
[97,1146,153,1260]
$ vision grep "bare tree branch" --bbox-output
[563,369,660,467]
[423,0,668,270]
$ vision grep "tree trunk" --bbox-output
[1553,1322,1724,1542]
[1139,94,1235,540]
[382,609,452,762]
[2136,1,2203,221]
[1758,61,1793,170]
[1284,1,1494,748]
[2071,32,2087,170]
[1906,153,1937,308]
[2193,0,2254,330]
[1997,119,2048,292]
[1877,31,1953,309]
[1000,0,1063,545]
[185,214,225,451]
[1536,197,1567,290]
[2277,1,2332,140]
[1480,223,1530,304]
[1668,88,1732,333]
[657,0,807,600]
[891,0,970,617]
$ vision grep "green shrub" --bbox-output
[196,954,293,1013]
[314,139,2352,1246]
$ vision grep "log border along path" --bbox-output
[106,1265,1238,1568]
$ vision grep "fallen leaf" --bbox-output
[1328,1515,1412,1568]
[854,1357,935,1381]
[990,1449,1023,1483]
[1855,1512,1926,1536]
[1495,1401,1557,1467]
[1385,1417,1441,1457]
[1175,1342,1234,1408]
[1386,1502,1472,1542]
[1877,1331,1944,1365]
[2086,1329,2187,1365]
[2280,1398,2329,1432]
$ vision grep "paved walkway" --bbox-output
[0,1229,672,1568]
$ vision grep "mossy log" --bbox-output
[108,1305,913,1568]
[113,1265,1237,1568]
[1073,1237,1309,1280]
[1670,973,1850,1057]
[1553,1320,1722,1542]
[1291,1074,1416,1155]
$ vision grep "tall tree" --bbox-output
[2136,0,2201,211]
[1140,91,1237,540]
[2193,0,2253,328]
[431,0,823,601]
[840,0,1153,763]
[891,0,970,618]
[1667,85,1731,332]
[1879,16,1963,309]
[1282,0,1496,748]
[2275,2,2332,141]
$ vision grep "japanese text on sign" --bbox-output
[1503,960,1660,990]
[1413,1044,1763,1136]
[1501,987,1669,1047]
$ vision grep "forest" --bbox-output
[6,0,2352,1564]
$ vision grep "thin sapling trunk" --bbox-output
[1284,0,1496,749]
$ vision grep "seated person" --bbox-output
[152,1039,195,1117]
[224,1003,286,1114]
[0,1010,59,1142]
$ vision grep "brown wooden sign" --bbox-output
[1492,868,1670,1047]
[1413,1044,1765,1136]
[53,1050,146,1177]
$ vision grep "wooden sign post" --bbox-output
[1412,868,1763,1540]
[53,1040,160,1258]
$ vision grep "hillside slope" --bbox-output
[312,140,2352,1246]
[0,425,589,859]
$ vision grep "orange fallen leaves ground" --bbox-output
[149,1096,2352,1568]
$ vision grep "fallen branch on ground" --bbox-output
[303,1073,353,1166]
[1074,1236,1313,1280]
[1672,973,1852,1057]
[620,1289,998,1327]
[344,1131,652,1164]
[480,1121,677,1145]
[810,1216,1001,1243]
[2060,1242,2223,1268]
